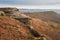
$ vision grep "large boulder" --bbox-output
[0,8,19,12]
[0,11,5,16]
[0,8,30,18]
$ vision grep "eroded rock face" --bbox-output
[0,8,30,18]
[0,8,19,12]
[0,8,20,16]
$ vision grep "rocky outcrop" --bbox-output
[0,8,30,18]
[0,8,60,40]
[0,8,19,12]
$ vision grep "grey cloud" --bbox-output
[16,0,60,5]
[0,0,60,5]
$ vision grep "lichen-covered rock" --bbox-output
[0,8,19,12]
[0,11,5,16]
[0,8,30,18]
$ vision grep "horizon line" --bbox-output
[0,5,60,9]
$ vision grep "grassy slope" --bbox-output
[24,11,60,28]
[24,11,60,23]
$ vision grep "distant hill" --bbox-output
[20,9,57,12]
[24,11,60,23]
[20,9,60,13]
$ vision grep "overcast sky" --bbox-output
[0,0,60,5]
[0,0,60,9]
